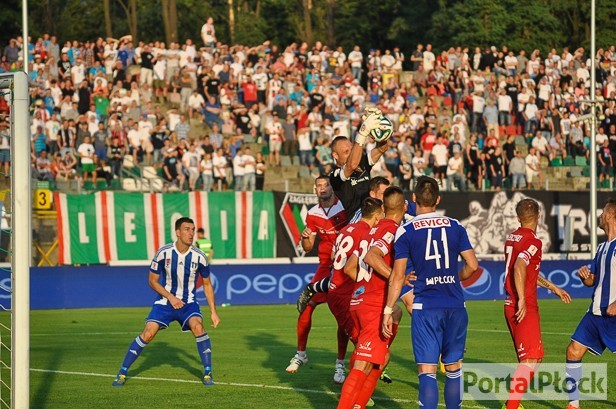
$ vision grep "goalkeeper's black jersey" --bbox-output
[328,152,372,222]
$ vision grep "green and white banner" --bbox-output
[55,191,277,264]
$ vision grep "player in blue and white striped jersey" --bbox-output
[112,217,220,387]
[565,200,616,409]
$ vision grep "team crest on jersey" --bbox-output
[165,258,171,268]
[528,244,538,256]
[382,232,394,244]
[278,192,320,257]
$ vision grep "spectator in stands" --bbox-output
[242,146,257,191]
[509,150,526,190]
[0,121,9,179]
[212,147,228,191]
[77,135,96,183]
[203,95,223,128]
[548,133,567,162]
[483,99,499,138]
[32,125,48,155]
[531,130,551,159]
[162,147,185,191]
[598,139,613,184]
[232,146,245,191]
[255,152,267,190]
[107,136,124,178]
[446,150,466,191]
[200,151,214,192]
[174,114,190,140]
[525,147,542,189]
[466,134,482,190]
[267,112,283,166]
[431,135,449,186]
[94,155,113,185]
[35,151,54,181]
[182,143,201,191]
[487,146,505,191]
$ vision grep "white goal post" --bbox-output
[0,71,31,409]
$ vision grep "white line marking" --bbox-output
[29,368,490,408]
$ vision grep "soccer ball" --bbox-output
[370,116,393,143]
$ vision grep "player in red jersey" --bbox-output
[337,186,407,409]
[502,198,571,409]
[286,176,348,380]
[327,197,384,383]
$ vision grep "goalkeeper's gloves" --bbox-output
[356,113,381,146]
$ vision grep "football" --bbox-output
[370,116,393,142]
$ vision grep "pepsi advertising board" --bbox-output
[0,260,595,310]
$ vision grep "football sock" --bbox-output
[506,364,535,409]
[312,276,331,293]
[337,369,368,409]
[297,302,315,351]
[418,372,439,409]
[195,333,212,375]
[444,368,462,409]
[355,367,382,408]
[337,326,349,360]
[119,335,148,375]
[566,359,582,407]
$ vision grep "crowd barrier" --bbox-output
[0,259,595,310]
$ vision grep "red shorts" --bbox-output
[504,304,544,361]
[351,308,389,365]
[327,292,357,342]
[310,263,331,304]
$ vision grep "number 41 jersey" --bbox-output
[394,212,473,309]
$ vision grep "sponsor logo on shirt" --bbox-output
[358,341,372,351]
[412,217,451,230]
[506,234,523,242]
[528,244,538,256]
[426,275,456,285]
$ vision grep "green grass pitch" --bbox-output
[26,300,616,408]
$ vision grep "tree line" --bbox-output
[1,0,615,53]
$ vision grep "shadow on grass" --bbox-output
[128,340,202,381]
[245,328,406,409]
[31,350,62,409]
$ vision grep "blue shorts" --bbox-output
[412,308,468,365]
[146,302,202,332]
[571,312,616,356]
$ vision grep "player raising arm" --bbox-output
[382,176,479,409]
[564,199,616,409]
[337,186,406,409]
[502,198,570,409]
[112,217,220,387]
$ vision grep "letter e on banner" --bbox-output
[124,212,137,242]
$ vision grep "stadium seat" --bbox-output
[298,166,311,178]
[83,181,95,190]
[280,156,292,167]
[150,178,164,192]
[563,157,575,166]
[109,179,122,190]
[292,156,301,166]
[140,179,151,192]
[601,179,611,188]
[95,180,108,190]
[122,155,135,169]
[142,166,157,179]
[122,178,140,191]
[514,136,526,146]
[575,156,588,166]
[551,158,562,167]
[582,167,591,177]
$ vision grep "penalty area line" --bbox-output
[29,368,488,408]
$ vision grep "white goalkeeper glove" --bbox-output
[356,113,382,146]
[361,106,382,122]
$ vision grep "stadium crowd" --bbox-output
[2,25,616,192]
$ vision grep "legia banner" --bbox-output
[55,191,276,264]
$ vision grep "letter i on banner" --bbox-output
[208,192,236,258]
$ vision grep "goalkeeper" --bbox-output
[296,107,396,384]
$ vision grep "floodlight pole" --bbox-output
[590,0,597,256]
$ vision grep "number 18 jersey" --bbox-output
[329,220,372,297]
[394,212,473,309]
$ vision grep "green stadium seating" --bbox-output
[582,167,591,177]
[83,181,95,190]
[109,179,122,190]
[575,156,588,166]
[551,158,562,167]
[95,180,108,190]
[563,157,575,166]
